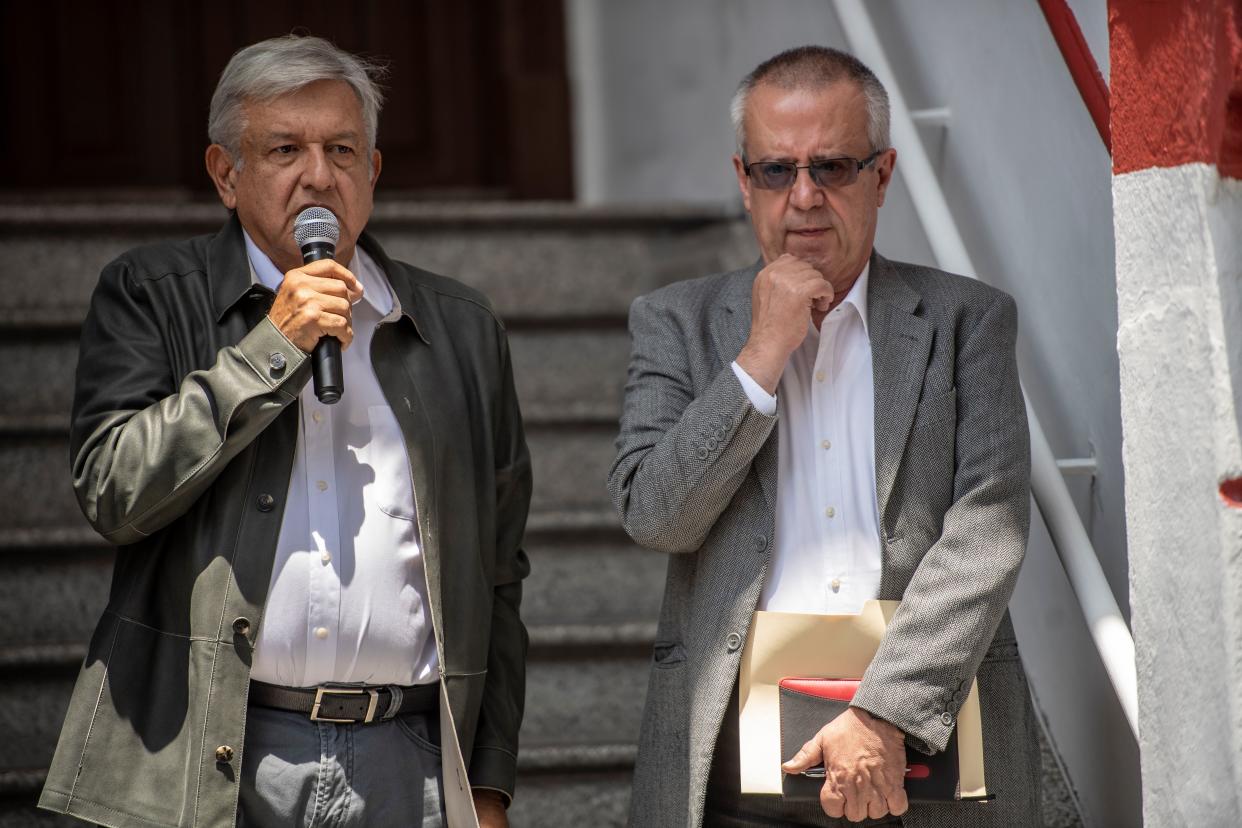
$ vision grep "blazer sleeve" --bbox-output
[851,291,1031,754]
[608,292,777,554]
[70,257,309,546]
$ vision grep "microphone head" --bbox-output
[293,206,340,250]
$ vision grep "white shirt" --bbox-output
[732,264,882,614]
[244,231,438,687]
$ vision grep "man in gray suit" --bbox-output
[608,46,1039,827]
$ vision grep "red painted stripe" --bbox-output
[1038,0,1112,152]
[1109,0,1242,178]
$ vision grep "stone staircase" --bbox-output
[0,201,756,827]
[0,201,1079,827]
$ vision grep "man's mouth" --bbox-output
[789,227,829,237]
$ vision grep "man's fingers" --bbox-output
[296,260,363,301]
[866,789,891,820]
[781,738,823,772]
[884,786,910,817]
[818,779,846,819]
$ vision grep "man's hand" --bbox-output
[472,789,508,828]
[736,254,834,393]
[781,706,909,822]
[267,259,364,353]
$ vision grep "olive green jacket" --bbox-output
[39,216,532,827]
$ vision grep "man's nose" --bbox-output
[788,166,825,211]
[299,146,335,191]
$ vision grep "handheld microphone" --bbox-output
[293,207,343,404]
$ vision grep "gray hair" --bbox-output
[208,35,387,162]
[730,45,890,158]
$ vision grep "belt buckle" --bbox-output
[310,685,380,724]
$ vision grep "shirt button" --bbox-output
[825,506,836,518]
[314,627,329,639]
[321,551,332,564]
[316,480,328,492]
[215,745,234,763]
[256,493,274,512]
[815,370,826,382]
[232,617,251,636]
[820,439,831,450]
[312,411,323,424]
[725,632,743,652]
[830,578,841,592]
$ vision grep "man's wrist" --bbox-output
[736,341,784,394]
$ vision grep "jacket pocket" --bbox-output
[652,641,687,669]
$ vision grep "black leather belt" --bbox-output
[249,680,439,724]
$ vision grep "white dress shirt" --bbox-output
[244,231,438,687]
[732,264,882,614]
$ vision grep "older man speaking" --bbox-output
[40,35,529,828]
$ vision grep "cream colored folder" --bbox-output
[738,600,986,798]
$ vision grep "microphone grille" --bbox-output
[293,206,340,247]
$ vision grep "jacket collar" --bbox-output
[208,213,430,344]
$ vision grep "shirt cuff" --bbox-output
[731,361,777,416]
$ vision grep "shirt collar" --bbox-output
[242,228,393,316]
[840,261,870,335]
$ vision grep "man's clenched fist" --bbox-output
[735,254,834,394]
[267,258,364,353]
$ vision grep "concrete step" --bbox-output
[0,202,755,325]
[0,327,631,434]
[0,536,664,655]
[0,424,622,531]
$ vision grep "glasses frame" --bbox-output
[743,149,885,190]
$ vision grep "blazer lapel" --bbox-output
[868,253,933,525]
[710,261,778,510]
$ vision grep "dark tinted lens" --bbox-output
[752,162,796,189]
[809,159,854,187]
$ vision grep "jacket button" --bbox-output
[269,352,286,376]
[941,711,955,727]
[696,447,709,460]
[754,535,768,551]
[706,437,718,451]
[256,493,275,512]
[232,617,251,636]
[725,632,742,652]
[215,745,234,763]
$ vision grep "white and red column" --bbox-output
[1111,0,1242,822]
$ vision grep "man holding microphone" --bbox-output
[41,35,530,828]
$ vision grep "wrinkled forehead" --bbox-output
[241,80,366,143]
[743,80,870,159]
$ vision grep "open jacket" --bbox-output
[40,216,531,828]
[609,252,1040,828]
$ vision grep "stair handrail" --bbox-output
[831,0,1140,739]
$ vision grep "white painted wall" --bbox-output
[567,1,1135,824]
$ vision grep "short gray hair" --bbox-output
[730,45,890,158]
[208,34,387,160]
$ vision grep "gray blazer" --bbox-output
[608,252,1040,828]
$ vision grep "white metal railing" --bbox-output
[832,0,1140,739]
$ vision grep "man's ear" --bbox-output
[732,154,753,213]
[369,148,383,189]
[874,147,897,208]
[205,144,239,210]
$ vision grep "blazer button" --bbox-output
[696,447,710,460]
[232,617,251,636]
[706,437,718,451]
[941,711,955,727]
[726,632,742,652]
[256,493,275,512]
[754,535,768,551]
[215,745,234,763]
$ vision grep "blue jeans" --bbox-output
[239,705,445,827]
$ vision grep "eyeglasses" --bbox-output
[743,150,885,190]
